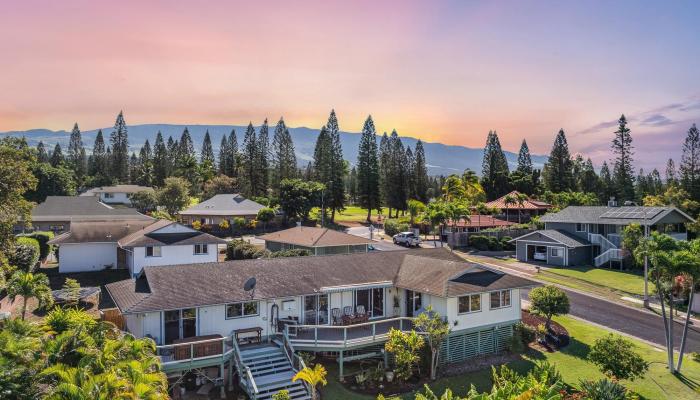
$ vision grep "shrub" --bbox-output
[513,322,536,344]
[62,278,81,307]
[588,333,649,381]
[271,390,291,400]
[44,307,97,334]
[508,332,525,353]
[469,235,490,250]
[487,236,503,251]
[385,328,424,382]
[10,237,40,271]
[501,236,515,250]
[692,352,700,362]
[218,219,230,231]
[232,217,247,231]
[226,240,268,260]
[269,249,312,258]
[529,285,570,329]
[384,219,409,237]
[20,231,54,261]
[579,378,628,400]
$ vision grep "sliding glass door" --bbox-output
[303,294,329,325]
[164,308,197,344]
[405,290,422,317]
[355,288,384,318]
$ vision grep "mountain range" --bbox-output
[1,124,547,176]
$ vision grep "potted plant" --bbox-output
[385,370,395,383]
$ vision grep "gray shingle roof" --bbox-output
[81,184,153,195]
[515,229,590,247]
[539,206,695,225]
[105,248,537,314]
[31,196,152,222]
[179,194,265,216]
[259,226,372,247]
[49,220,156,244]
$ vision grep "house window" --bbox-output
[355,288,385,318]
[575,223,587,232]
[194,244,208,255]
[550,247,563,258]
[146,246,161,257]
[104,193,114,199]
[226,301,259,319]
[458,294,481,314]
[490,290,511,309]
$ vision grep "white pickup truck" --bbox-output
[393,231,421,247]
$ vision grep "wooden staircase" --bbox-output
[238,343,310,400]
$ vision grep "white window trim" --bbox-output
[575,223,587,232]
[194,243,209,255]
[225,301,260,319]
[458,293,482,315]
[489,289,512,310]
[146,246,162,257]
[550,247,563,258]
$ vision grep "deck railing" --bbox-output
[156,336,234,371]
[231,337,258,397]
[285,316,415,348]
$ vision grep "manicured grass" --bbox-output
[544,266,645,296]
[319,316,700,399]
[311,206,384,223]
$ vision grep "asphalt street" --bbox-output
[521,287,700,352]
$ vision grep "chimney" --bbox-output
[607,197,618,207]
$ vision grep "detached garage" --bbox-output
[513,229,591,267]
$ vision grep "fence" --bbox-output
[100,308,124,330]
[446,228,536,247]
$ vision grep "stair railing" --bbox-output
[231,337,259,399]
[282,330,311,395]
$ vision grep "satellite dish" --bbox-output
[244,277,257,299]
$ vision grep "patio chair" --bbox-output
[331,308,341,325]
[355,305,369,324]
[342,306,355,325]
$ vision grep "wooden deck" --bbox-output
[287,317,415,349]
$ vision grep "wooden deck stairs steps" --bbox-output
[239,344,310,400]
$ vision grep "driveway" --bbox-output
[344,226,411,251]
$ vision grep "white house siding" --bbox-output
[130,244,218,276]
[446,289,521,332]
[100,192,132,205]
[125,312,162,343]
[58,242,118,273]
[199,303,271,338]
[422,294,448,317]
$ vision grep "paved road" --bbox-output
[521,287,700,352]
[345,226,407,251]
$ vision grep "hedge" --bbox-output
[226,240,269,260]
[19,231,54,261]
[11,237,40,271]
[384,219,410,237]
[469,235,505,251]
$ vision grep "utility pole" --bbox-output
[643,208,650,308]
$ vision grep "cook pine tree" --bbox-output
[271,117,297,193]
[611,114,635,202]
[201,130,216,166]
[680,123,700,201]
[257,119,270,194]
[413,139,429,202]
[152,131,168,186]
[242,123,260,196]
[542,129,574,193]
[325,110,346,222]
[67,122,86,183]
[356,115,381,221]
[481,130,510,199]
[110,111,130,183]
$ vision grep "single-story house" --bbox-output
[106,248,536,371]
[484,191,552,222]
[513,204,696,267]
[444,215,516,233]
[80,184,154,206]
[259,226,373,255]
[179,194,266,226]
[16,196,152,234]
[49,219,226,276]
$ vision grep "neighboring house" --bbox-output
[80,184,154,206]
[106,248,536,389]
[179,194,266,226]
[444,215,516,233]
[49,219,226,276]
[16,196,152,234]
[513,204,695,267]
[484,191,552,222]
[259,226,373,255]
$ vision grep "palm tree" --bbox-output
[407,199,426,227]
[503,194,517,223]
[42,364,127,400]
[292,364,327,400]
[675,240,700,372]
[461,169,485,203]
[516,192,528,223]
[426,201,448,247]
[6,271,53,320]
[441,175,466,201]
[474,202,489,233]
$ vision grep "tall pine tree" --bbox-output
[378,132,391,213]
[135,139,153,186]
[480,130,510,199]
[67,122,86,182]
[542,129,574,193]
[666,158,678,187]
[611,114,635,202]
[218,134,230,176]
[516,139,533,174]
[272,117,297,192]
[90,129,108,179]
[227,129,239,178]
[109,111,130,183]
[241,123,259,196]
[325,110,346,222]
[599,161,614,203]
[680,123,700,201]
[386,130,408,216]
[356,115,381,221]
[413,139,429,202]
[36,141,49,163]
[257,119,270,194]
[50,143,64,167]
[201,130,215,165]
[152,131,168,186]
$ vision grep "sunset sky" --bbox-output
[1,0,699,170]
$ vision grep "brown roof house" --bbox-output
[484,191,552,223]
[259,226,373,255]
[179,194,266,226]
[50,219,225,276]
[106,248,537,382]
[17,196,153,234]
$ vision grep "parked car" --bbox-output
[393,231,421,247]
[533,251,547,261]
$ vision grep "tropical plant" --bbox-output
[414,305,450,380]
[528,285,570,330]
[292,363,327,400]
[407,199,426,226]
[272,390,292,400]
[257,207,276,232]
[61,278,81,307]
[6,271,53,319]
[588,333,649,381]
[384,328,424,382]
[579,378,628,400]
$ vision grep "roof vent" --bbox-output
[607,197,618,207]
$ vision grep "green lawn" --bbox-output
[543,266,646,296]
[311,206,381,223]
[319,316,700,399]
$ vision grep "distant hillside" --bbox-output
[1,124,547,176]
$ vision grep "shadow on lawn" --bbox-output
[675,371,700,393]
